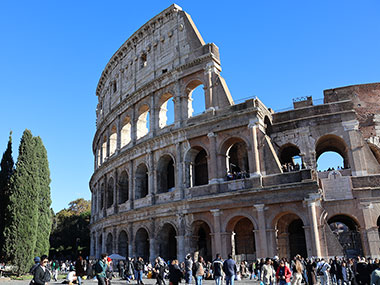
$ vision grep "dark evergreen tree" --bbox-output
[3,130,39,275]
[33,136,52,257]
[0,132,14,259]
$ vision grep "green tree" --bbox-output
[0,132,14,259]
[33,136,52,257]
[3,130,39,274]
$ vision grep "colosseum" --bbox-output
[89,4,380,261]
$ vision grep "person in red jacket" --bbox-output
[276,260,292,285]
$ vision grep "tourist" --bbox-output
[193,256,205,285]
[75,256,86,285]
[33,255,51,285]
[306,258,317,285]
[276,260,291,285]
[135,257,144,285]
[317,259,331,285]
[95,253,108,285]
[223,254,237,285]
[30,256,41,275]
[291,258,303,285]
[153,257,165,285]
[169,259,183,285]
[212,254,223,285]
[125,257,135,282]
[66,270,78,285]
[370,262,380,285]
[262,258,275,285]
[184,254,193,284]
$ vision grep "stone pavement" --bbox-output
[0,278,261,285]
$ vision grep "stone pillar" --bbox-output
[359,202,380,257]
[210,209,222,258]
[305,194,322,257]
[221,232,232,259]
[131,105,137,145]
[116,114,121,153]
[150,94,156,137]
[113,227,117,254]
[176,142,184,197]
[267,229,277,258]
[248,121,261,177]
[303,225,313,257]
[176,213,186,261]
[90,232,95,257]
[148,151,155,204]
[103,175,107,217]
[102,229,106,254]
[129,224,134,258]
[254,204,268,258]
[207,132,220,184]
[129,160,134,209]
[114,169,119,213]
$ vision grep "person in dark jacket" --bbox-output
[75,256,86,285]
[212,254,223,285]
[135,257,144,285]
[33,255,51,285]
[169,260,183,285]
[223,254,237,285]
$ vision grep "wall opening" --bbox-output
[317,151,344,171]
[194,149,208,186]
[107,177,114,208]
[159,93,175,128]
[135,228,149,261]
[157,223,177,261]
[109,125,117,156]
[186,81,205,118]
[106,233,113,254]
[328,215,363,258]
[227,217,256,262]
[225,140,250,180]
[100,183,105,210]
[137,104,150,139]
[192,221,212,262]
[140,53,147,69]
[316,135,349,171]
[279,144,303,172]
[118,171,129,204]
[135,164,148,199]
[157,155,175,194]
[121,117,131,148]
[118,230,128,257]
[264,116,272,136]
[97,148,101,168]
[102,135,107,162]
[369,143,380,165]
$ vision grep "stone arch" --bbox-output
[118,230,128,257]
[185,146,209,187]
[109,125,117,156]
[273,212,307,259]
[135,163,148,199]
[102,134,107,162]
[157,223,177,261]
[279,143,303,171]
[106,232,113,254]
[185,79,206,118]
[223,212,259,232]
[220,137,250,179]
[137,104,150,139]
[157,154,175,194]
[121,116,131,148]
[107,177,114,208]
[135,228,150,261]
[368,142,380,165]
[226,216,256,261]
[315,134,349,169]
[158,92,175,128]
[192,220,212,262]
[118,170,129,204]
[327,214,363,257]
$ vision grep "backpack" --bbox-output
[95,260,103,274]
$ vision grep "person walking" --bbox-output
[317,259,331,285]
[169,260,183,285]
[135,257,144,285]
[262,258,275,285]
[276,260,292,285]
[75,256,86,285]
[371,262,380,285]
[33,255,51,285]
[95,254,108,285]
[185,254,193,285]
[222,254,237,285]
[193,256,205,285]
[212,254,223,285]
[292,258,303,285]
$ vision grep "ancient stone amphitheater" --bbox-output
[90,4,380,261]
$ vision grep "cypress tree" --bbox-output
[3,130,39,275]
[0,132,14,259]
[33,136,52,257]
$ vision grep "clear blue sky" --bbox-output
[0,1,379,212]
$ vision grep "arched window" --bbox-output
[316,135,349,171]
[102,135,107,162]
[118,231,128,257]
[135,164,148,199]
[157,155,175,194]
[194,149,208,186]
[225,140,249,179]
[157,224,177,261]
[135,228,149,261]
[279,144,303,172]
[192,221,212,262]
[121,117,131,148]
[107,177,114,208]
[186,81,205,118]
[158,93,175,128]
[137,104,150,139]
[106,233,113,254]
[118,171,129,204]
[109,125,117,156]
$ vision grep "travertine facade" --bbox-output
[90,4,380,261]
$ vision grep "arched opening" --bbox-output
[102,135,107,162]
[227,217,256,262]
[109,125,117,156]
[135,228,149,261]
[194,149,208,186]
[107,177,114,208]
[316,135,349,171]
[135,164,148,199]
[186,81,205,118]
[279,144,302,172]
[118,171,129,204]
[328,215,363,257]
[98,234,102,255]
[192,221,212,262]
[106,233,113,254]
[157,223,177,261]
[137,104,150,139]
[369,143,380,165]
[275,213,307,259]
[159,93,175,128]
[264,116,273,136]
[121,117,131,148]
[97,148,101,167]
[100,183,105,210]
[157,155,175,194]
[225,139,250,180]
[118,230,128,257]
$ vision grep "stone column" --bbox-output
[150,94,156,137]
[210,209,222,258]
[128,224,134,258]
[176,142,184,197]
[303,225,313,257]
[207,132,220,184]
[116,114,121,153]
[304,194,322,257]
[129,160,134,209]
[267,229,277,258]
[113,227,117,254]
[176,214,186,261]
[148,151,155,205]
[254,204,268,258]
[103,175,107,217]
[102,229,106,254]
[248,121,261,177]
[149,218,156,263]
[90,232,95,257]
[359,202,380,257]
[114,169,119,213]
[131,105,137,145]
[221,232,232,259]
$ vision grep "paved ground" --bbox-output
[0,278,261,285]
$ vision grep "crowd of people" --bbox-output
[25,253,380,285]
